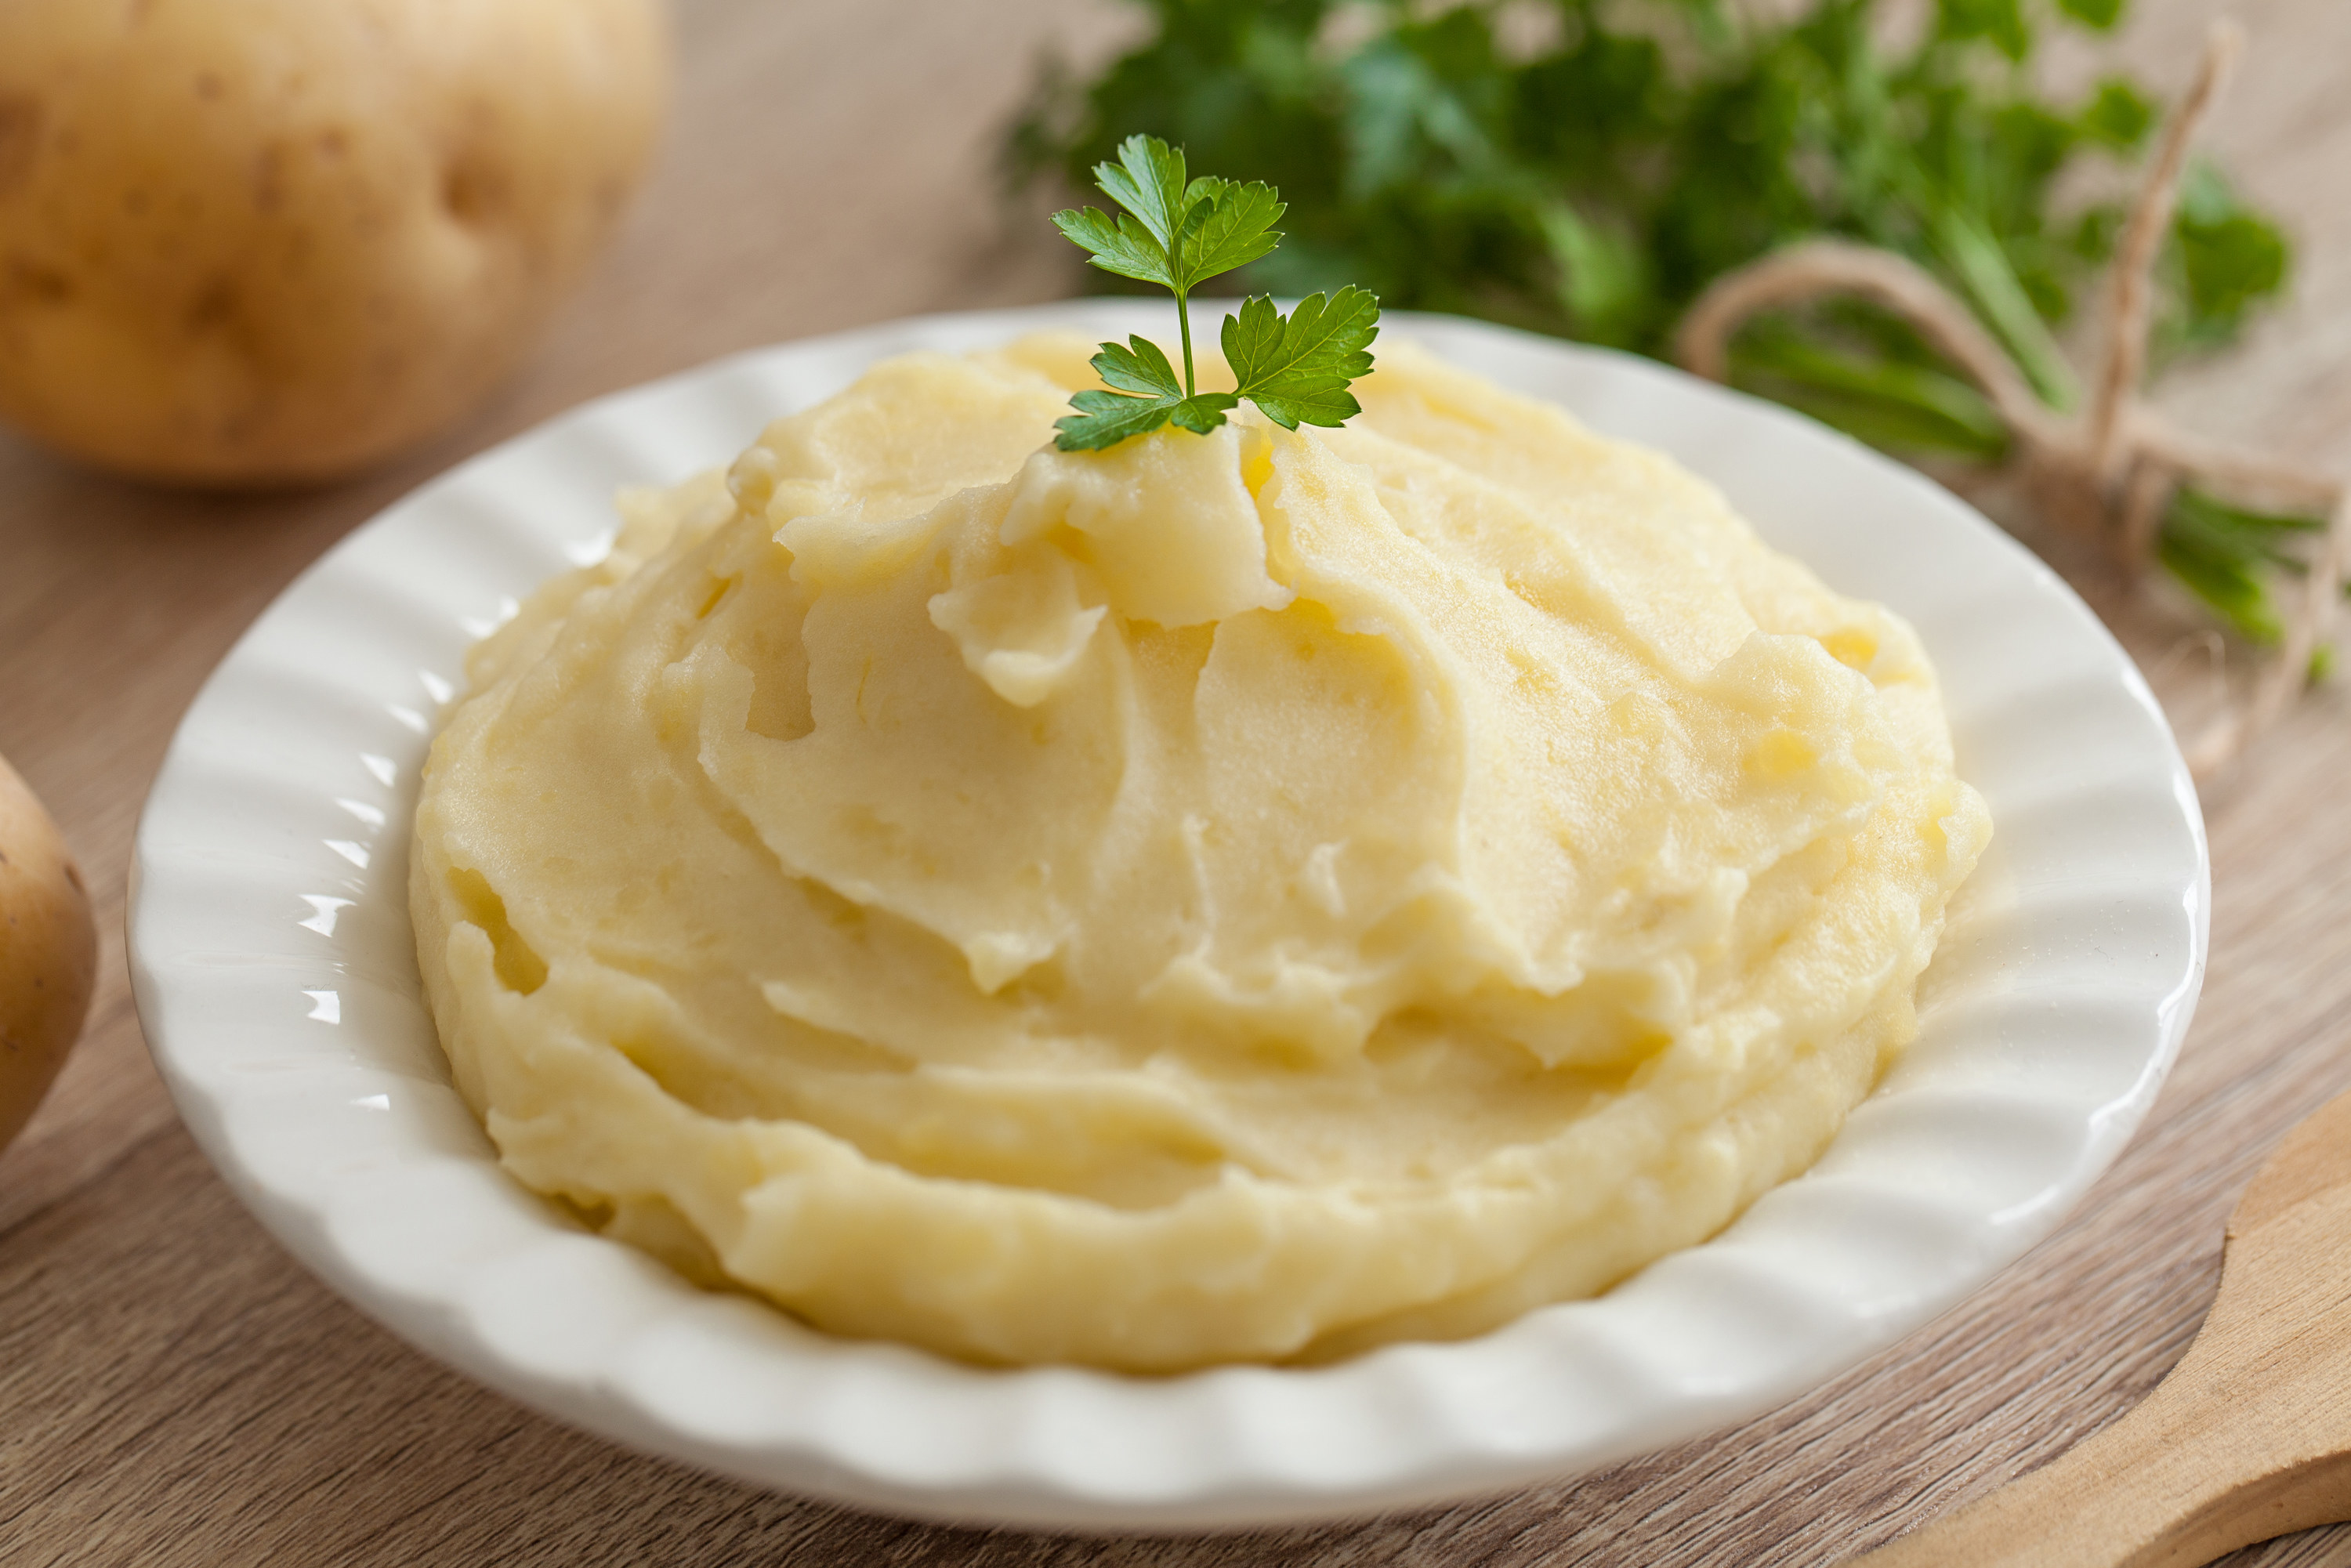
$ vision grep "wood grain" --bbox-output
[3,1,2350,1564]
[1851,1092,2351,1567]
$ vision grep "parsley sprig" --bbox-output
[1050,136,1379,451]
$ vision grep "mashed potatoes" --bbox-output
[410,332,1989,1371]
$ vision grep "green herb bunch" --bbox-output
[1012,0,2315,642]
[1050,135,1379,451]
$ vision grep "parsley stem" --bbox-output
[1165,208,1197,396]
[1176,297,1197,397]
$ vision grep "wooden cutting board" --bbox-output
[3,2,2349,1563]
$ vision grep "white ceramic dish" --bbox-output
[129,301,2206,1531]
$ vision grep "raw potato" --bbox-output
[0,754,97,1157]
[0,0,671,486]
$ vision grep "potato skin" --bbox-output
[0,754,97,1157]
[0,0,670,486]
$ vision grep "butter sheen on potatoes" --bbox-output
[0,755,97,1156]
[411,335,1991,1371]
[0,0,668,485]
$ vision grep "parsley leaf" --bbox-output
[1048,136,1378,451]
[1091,335,1183,397]
[1091,135,1193,254]
[1052,335,1240,450]
[1179,178,1286,290]
[1049,205,1174,291]
[1225,287,1382,429]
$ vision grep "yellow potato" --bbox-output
[0,0,670,486]
[0,754,96,1156]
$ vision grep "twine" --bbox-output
[1672,23,2347,782]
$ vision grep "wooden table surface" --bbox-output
[4,2,2348,1564]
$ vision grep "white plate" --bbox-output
[129,301,2206,1530]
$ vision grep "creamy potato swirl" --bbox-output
[411,334,1990,1370]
